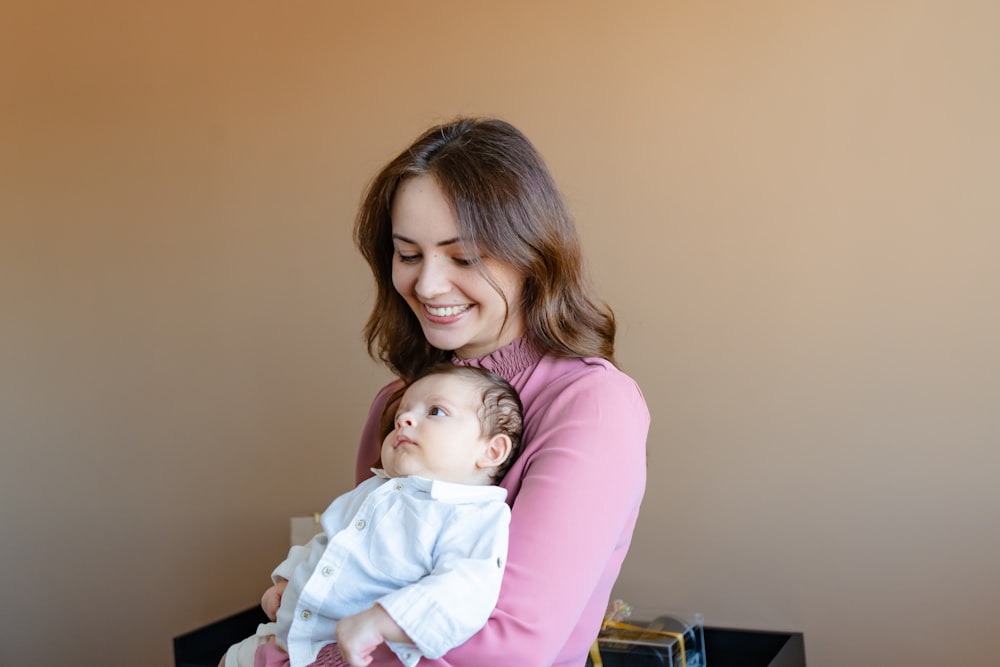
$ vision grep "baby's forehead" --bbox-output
[406,371,482,396]
[399,375,485,414]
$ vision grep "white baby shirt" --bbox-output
[271,471,510,667]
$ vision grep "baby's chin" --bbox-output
[382,461,417,479]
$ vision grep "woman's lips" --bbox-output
[424,303,471,317]
[422,303,472,323]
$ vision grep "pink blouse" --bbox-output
[354,337,649,667]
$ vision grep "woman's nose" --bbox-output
[414,257,449,299]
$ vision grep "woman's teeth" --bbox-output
[426,305,470,317]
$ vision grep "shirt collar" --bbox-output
[371,468,508,504]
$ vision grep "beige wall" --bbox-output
[2,1,997,665]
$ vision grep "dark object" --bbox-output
[174,606,268,667]
[174,608,805,667]
[703,626,806,667]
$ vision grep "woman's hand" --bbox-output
[261,580,288,621]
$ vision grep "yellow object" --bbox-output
[599,619,687,667]
[589,639,603,667]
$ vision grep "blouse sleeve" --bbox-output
[361,363,649,667]
[355,380,403,484]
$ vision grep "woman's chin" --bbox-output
[419,328,464,352]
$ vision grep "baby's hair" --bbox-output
[381,363,524,484]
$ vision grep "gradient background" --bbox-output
[2,1,998,665]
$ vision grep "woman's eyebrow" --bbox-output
[392,233,463,248]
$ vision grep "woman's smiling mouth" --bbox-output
[424,304,471,317]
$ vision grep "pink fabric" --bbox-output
[254,643,290,667]
[254,642,349,667]
[309,644,351,667]
[354,337,649,667]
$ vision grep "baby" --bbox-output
[221,363,523,667]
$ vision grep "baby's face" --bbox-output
[380,373,491,484]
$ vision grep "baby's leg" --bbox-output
[220,635,260,667]
[254,640,290,667]
[220,623,279,667]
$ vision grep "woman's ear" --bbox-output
[478,434,512,469]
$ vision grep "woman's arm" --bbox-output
[355,381,403,484]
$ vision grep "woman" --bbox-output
[353,117,649,667]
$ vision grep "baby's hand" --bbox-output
[261,580,288,621]
[336,605,408,667]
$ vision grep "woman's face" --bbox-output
[390,174,526,359]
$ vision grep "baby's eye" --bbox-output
[428,406,447,417]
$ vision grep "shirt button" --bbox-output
[355,519,367,530]
[322,566,333,577]
[394,483,403,491]
[301,610,311,620]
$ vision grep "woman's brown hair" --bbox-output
[354,117,615,382]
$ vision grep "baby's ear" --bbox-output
[478,434,512,469]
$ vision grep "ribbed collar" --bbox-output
[451,336,543,382]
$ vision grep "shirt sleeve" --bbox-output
[424,364,649,666]
[376,501,511,659]
[271,482,373,583]
[271,539,317,583]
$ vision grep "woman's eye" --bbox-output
[396,252,420,264]
[453,257,477,267]
[428,406,447,417]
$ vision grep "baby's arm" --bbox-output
[262,535,320,620]
[335,604,412,667]
[261,579,288,621]
[373,501,510,662]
